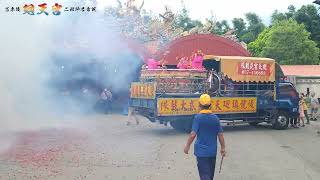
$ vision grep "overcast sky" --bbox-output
[99,0,314,24]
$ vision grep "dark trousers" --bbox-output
[100,100,111,114]
[304,110,310,123]
[197,156,217,180]
[290,118,297,125]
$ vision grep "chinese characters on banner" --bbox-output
[157,97,257,116]
[5,3,96,15]
[238,62,271,76]
[131,82,156,99]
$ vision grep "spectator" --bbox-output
[290,117,299,128]
[299,96,306,127]
[100,88,112,114]
[311,92,319,121]
[301,93,310,124]
[127,88,139,125]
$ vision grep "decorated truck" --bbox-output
[130,56,299,132]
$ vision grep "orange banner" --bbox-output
[157,97,257,116]
[204,56,276,82]
[131,82,156,99]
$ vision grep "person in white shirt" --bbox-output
[100,88,112,114]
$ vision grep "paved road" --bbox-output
[0,114,320,180]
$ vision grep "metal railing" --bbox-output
[140,72,275,98]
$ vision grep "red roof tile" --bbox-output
[281,65,320,76]
[155,34,251,65]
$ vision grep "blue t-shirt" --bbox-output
[192,113,223,157]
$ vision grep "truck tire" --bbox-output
[170,120,185,131]
[170,119,193,133]
[272,111,289,130]
[249,122,259,126]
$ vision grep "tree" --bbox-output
[247,28,272,56]
[213,20,230,35]
[293,5,320,47]
[313,0,320,5]
[232,18,246,37]
[271,5,296,23]
[174,3,203,32]
[175,7,194,31]
[271,10,287,24]
[249,20,319,65]
[286,5,296,19]
[240,13,265,43]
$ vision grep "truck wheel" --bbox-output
[249,122,259,126]
[272,111,289,130]
[170,120,185,131]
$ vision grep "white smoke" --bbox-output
[0,0,143,133]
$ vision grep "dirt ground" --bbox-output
[1,114,320,180]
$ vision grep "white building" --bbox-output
[281,65,320,96]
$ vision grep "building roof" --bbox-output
[281,65,320,77]
[155,34,251,65]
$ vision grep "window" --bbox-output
[279,84,298,98]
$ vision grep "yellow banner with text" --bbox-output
[131,82,156,99]
[157,97,257,116]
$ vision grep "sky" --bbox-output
[98,0,313,24]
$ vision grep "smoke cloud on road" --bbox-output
[0,0,143,134]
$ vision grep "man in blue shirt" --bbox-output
[184,94,226,180]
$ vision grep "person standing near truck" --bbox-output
[184,94,226,180]
[127,88,140,126]
[299,97,306,127]
[301,93,310,124]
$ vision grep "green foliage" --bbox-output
[270,4,320,48]
[214,20,230,35]
[241,13,266,43]
[293,5,320,47]
[174,6,203,31]
[232,18,246,37]
[248,28,272,56]
[249,20,319,65]
[286,5,296,19]
[271,10,288,24]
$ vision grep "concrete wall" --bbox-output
[295,77,320,96]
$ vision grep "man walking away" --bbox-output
[184,94,226,180]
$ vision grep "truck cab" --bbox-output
[276,81,299,120]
